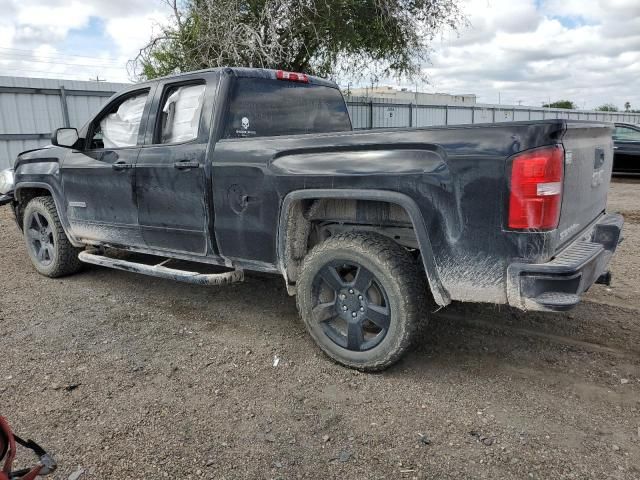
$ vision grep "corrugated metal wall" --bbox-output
[2,75,640,170]
[0,76,129,170]
[345,96,640,130]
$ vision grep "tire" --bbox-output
[23,196,83,278]
[296,232,428,371]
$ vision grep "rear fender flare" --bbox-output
[277,189,450,306]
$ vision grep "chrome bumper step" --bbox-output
[78,250,244,286]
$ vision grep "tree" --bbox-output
[596,104,619,112]
[542,100,576,109]
[129,0,465,81]
[624,101,631,112]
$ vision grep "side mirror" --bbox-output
[52,128,79,148]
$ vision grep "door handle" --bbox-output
[173,161,200,170]
[112,161,133,170]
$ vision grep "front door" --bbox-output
[61,88,152,246]
[135,79,211,255]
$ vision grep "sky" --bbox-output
[0,0,638,110]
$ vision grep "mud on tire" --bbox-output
[296,232,429,371]
[22,196,83,278]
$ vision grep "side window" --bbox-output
[88,90,149,149]
[614,126,640,141]
[156,83,206,144]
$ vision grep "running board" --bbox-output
[78,251,244,286]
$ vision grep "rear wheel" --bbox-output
[297,232,427,371]
[23,196,82,278]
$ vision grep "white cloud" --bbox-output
[0,0,638,109]
[409,0,640,109]
[0,0,169,82]
[105,10,168,57]
[16,1,93,30]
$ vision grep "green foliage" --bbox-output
[596,104,619,112]
[542,100,576,109]
[130,0,464,81]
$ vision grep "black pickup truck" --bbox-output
[0,68,623,370]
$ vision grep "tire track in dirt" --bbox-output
[435,310,640,360]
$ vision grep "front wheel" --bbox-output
[23,196,83,278]
[296,232,428,371]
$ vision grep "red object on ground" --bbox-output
[0,416,49,480]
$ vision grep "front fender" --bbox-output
[277,188,450,307]
[13,180,82,247]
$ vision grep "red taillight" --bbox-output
[508,145,564,230]
[276,70,309,83]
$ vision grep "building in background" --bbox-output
[348,86,477,105]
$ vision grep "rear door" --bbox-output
[135,75,215,255]
[212,73,352,264]
[61,87,153,246]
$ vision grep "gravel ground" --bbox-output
[1,178,639,479]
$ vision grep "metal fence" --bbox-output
[0,76,129,170]
[345,95,640,130]
[2,76,639,170]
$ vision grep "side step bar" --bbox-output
[78,250,244,286]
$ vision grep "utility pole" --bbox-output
[90,75,106,82]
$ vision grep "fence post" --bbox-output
[409,103,413,127]
[369,100,373,130]
[471,107,475,124]
[59,86,71,128]
[492,108,496,123]
[445,105,449,125]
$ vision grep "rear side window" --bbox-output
[223,78,351,139]
[157,83,206,144]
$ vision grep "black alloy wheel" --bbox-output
[22,196,83,277]
[311,260,391,352]
[297,232,428,371]
[26,211,55,267]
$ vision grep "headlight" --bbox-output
[0,169,14,195]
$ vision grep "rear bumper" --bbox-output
[507,213,624,311]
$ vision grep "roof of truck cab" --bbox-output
[129,67,339,90]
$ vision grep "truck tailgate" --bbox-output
[558,122,614,245]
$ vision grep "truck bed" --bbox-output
[212,119,616,306]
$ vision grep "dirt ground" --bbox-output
[1,178,639,480]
